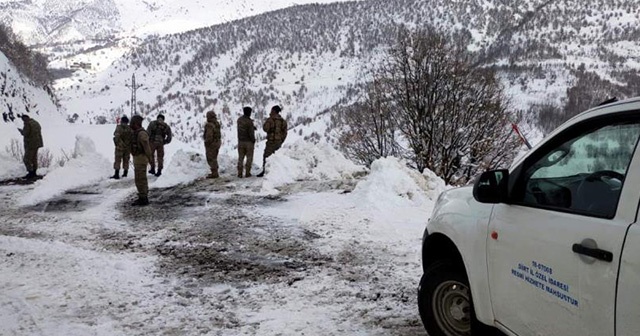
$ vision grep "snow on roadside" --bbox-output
[153,150,238,188]
[18,136,112,206]
[0,235,163,336]
[0,153,23,180]
[264,156,447,248]
[253,157,448,332]
[352,157,447,208]
[153,150,210,188]
[261,140,366,192]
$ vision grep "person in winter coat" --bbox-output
[147,114,172,177]
[111,115,133,179]
[257,105,287,177]
[237,106,256,178]
[18,114,43,179]
[130,115,153,206]
[204,111,222,179]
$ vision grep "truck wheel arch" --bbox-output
[422,233,465,274]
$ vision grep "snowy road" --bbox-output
[0,170,434,335]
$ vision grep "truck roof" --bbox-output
[582,96,640,116]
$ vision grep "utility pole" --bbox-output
[125,74,143,116]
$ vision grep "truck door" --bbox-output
[487,114,640,336]
[616,225,640,335]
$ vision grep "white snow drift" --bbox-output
[261,140,366,192]
[352,157,447,208]
[0,153,24,180]
[18,136,111,206]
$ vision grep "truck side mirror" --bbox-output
[473,169,509,204]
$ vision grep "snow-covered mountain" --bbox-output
[49,0,640,148]
[0,0,357,45]
[0,50,62,126]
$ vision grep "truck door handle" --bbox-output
[572,243,613,262]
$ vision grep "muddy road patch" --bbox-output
[110,181,332,286]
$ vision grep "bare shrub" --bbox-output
[38,148,53,168]
[335,80,400,166]
[530,103,563,135]
[55,149,75,167]
[375,26,521,185]
[4,138,23,162]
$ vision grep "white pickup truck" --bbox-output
[418,97,640,336]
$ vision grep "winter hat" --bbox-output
[243,106,252,116]
[157,114,165,121]
[271,105,282,113]
[206,111,216,120]
[121,115,129,123]
[131,115,144,126]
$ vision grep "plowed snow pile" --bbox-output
[352,157,447,208]
[261,140,366,191]
[0,153,23,180]
[18,136,111,206]
[153,150,207,188]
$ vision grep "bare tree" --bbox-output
[563,70,622,121]
[379,27,521,185]
[531,102,563,135]
[0,24,51,86]
[335,80,400,166]
[533,70,626,136]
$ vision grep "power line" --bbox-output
[125,73,144,116]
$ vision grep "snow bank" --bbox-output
[261,141,366,191]
[352,157,446,208]
[18,136,112,206]
[153,150,237,188]
[154,150,205,188]
[0,153,23,180]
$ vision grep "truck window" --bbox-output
[516,120,640,218]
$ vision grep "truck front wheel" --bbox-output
[418,262,477,336]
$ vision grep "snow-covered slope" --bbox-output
[0,0,357,45]
[50,0,640,149]
[0,50,62,129]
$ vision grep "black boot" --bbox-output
[110,169,120,180]
[155,169,162,177]
[132,196,149,206]
[148,168,156,175]
[257,170,265,177]
[122,170,128,178]
[24,171,37,179]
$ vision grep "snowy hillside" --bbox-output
[0,50,62,128]
[50,0,640,148]
[0,0,357,45]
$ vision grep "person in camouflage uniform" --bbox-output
[18,114,43,179]
[204,110,222,178]
[237,106,256,178]
[130,115,153,206]
[110,115,133,180]
[257,105,287,177]
[147,114,172,177]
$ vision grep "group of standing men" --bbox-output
[112,113,173,180]
[111,105,288,206]
[12,105,288,207]
[203,104,287,179]
[110,114,173,206]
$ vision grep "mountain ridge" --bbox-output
[9,0,640,150]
